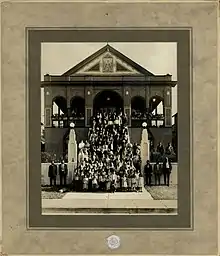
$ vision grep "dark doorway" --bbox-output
[70,96,85,119]
[131,96,146,112]
[131,96,146,120]
[93,90,123,113]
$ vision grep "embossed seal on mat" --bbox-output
[107,235,120,249]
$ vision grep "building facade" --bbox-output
[172,113,178,160]
[41,44,177,159]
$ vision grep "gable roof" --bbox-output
[62,44,155,76]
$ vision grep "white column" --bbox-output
[140,127,150,172]
[67,124,78,183]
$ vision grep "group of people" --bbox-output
[70,110,144,192]
[71,109,85,119]
[131,109,153,120]
[150,141,176,162]
[47,109,174,190]
[144,157,172,186]
[47,156,173,189]
[48,159,68,186]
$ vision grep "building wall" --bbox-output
[172,113,178,157]
[44,84,173,128]
[149,127,172,146]
[129,127,142,144]
[45,127,89,157]
[44,84,173,156]
[45,128,68,157]
[129,127,172,147]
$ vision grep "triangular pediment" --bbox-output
[62,44,155,76]
[73,51,141,75]
[116,62,129,72]
[85,62,100,72]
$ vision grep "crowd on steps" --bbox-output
[47,110,175,191]
[72,110,143,192]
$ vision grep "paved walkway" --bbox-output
[63,190,153,200]
[42,191,177,214]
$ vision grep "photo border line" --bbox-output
[27,28,192,230]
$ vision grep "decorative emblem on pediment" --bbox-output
[75,50,141,75]
[63,44,153,76]
[102,56,114,73]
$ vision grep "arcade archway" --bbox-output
[93,90,123,113]
[70,96,85,119]
[131,96,146,111]
[149,95,164,127]
[52,96,68,128]
[131,96,146,119]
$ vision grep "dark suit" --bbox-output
[144,163,152,186]
[157,145,164,155]
[163,159,172,186]
[59,163,68,186]
[48,164,57,186]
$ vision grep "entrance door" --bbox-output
[93,90,123,114]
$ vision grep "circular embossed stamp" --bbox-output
[106,235,120,249]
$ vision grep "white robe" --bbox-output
[78,150,84,163]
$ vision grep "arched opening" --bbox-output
[70,96,85,119]
[131,96,146,119]
[149,96,164,127]
[93,90,123,114]
[52,96,68,128]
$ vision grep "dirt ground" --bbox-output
[146,185,177,200]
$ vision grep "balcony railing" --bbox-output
[131,114,164,120]
[51,114,85,121]
[51,114,85,128]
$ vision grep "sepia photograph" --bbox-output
[2,0,217,252]
[41,42,178,214]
